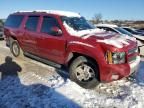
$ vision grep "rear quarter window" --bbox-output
[5,15,24,28]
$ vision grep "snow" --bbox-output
[97,35,130,48]
[137,39,144,47]
[17,10,81,18]
[134,35,144,41]
[63,22,136,49]
[0,55,144,108]
[129,56,141,73]
[96,24,118,28]
[124,34,137,42]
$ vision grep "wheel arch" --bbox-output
[9,35,23,50]
[66,52,100,81]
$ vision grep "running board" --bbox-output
[24,52,61,68]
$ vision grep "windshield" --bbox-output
[115,27,132,36]
[61,16,95,31]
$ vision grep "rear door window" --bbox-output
[25,16,39,31]
[5,15,24,28]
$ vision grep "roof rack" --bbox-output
[16,10,46,13]
[15,10,81,17]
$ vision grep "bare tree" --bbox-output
[111,20,122,26]
[92,13,102,24]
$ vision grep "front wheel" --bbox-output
[69,56,99,89]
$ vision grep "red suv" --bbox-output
[4,10,140,88]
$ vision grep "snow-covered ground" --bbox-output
[0,41,144,108]
[0,58,144,108]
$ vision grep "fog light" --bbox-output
[111,74,119,80]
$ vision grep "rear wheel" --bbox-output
[10,38,24,58]
[69,56,99,89]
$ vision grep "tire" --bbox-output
[69,56,99,89]
[10,39,23,58]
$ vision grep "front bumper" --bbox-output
[100,56,141,82]
[129,56,141,74]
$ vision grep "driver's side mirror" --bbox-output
[51,27,62,36]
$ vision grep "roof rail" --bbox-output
[15,10,46,13]
[14,10,81,17]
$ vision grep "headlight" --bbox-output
[106,51,126,64]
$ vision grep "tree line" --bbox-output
[90,13,144,28]
[0,19,4,27]
[90,13,123,25]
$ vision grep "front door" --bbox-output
[37,16,66,64]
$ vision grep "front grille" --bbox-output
[128,47,137,55]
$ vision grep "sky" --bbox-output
[0,0,144,20]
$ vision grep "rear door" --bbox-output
[23,15,40,55]
[36,16,66,64]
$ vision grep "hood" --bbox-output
[84,33,137,49]
[63,22,137,49]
